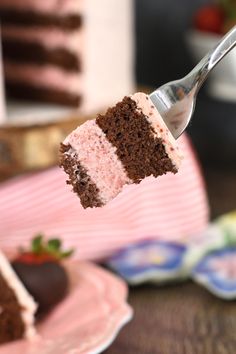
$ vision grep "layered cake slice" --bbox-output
[0,250,37,344]
[0,0,134,112]
[60,92,183,208]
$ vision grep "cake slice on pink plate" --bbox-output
[60,92,183,208]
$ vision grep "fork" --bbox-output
[149,26,236,139]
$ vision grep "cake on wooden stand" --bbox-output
[0,0,134,181]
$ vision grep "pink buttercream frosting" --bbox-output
[0,0,83,15]
[2,26,83,53]
[64,120,131,204]
[131,92,183,169]
[5,62,83,94]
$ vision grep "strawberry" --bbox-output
[15,234,74,264]
[194,5,225,34]
[16,252,56,265]
[12,234,74,316]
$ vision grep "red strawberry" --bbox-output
[16,234,74,265]
[16,252,56,265]
[194,5,225,34]
[12,234,74,316]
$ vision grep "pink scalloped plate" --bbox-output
[0,262,133,354]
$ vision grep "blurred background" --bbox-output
[136,0,200,85]
[0,1,236,353]
[0,0,236,215]
[136,0,236,217]
[136,0,236,167]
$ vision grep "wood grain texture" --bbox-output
[105,283,236,354]
[0,113,92,181]
[104,169,236,354]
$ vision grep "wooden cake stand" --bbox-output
[0,103,93,181]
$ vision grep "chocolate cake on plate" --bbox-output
[60,92,183,208]
[0,250,37,344]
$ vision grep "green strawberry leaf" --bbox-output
[31,234,44,254]
[60,249,74,259]
[29,234,74,259]
[47,238,61,251]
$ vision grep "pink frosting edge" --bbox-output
[4,62,83,94]
[64,120,131,205]
[131,92,183,169]
[2,26,83,53]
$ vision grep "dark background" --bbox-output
[136,0,209,86]
[135,0,236,169]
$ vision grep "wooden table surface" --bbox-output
[105,167,236,354]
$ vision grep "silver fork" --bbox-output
[149,26,236,139]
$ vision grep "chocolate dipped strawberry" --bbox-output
[11,235,74,317]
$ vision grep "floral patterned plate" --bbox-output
[192,248,236,299]
[0,262,133,354]
[108,240,188,285]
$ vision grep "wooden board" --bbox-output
[104,168,236,354]
[105,281,236,354]
[0,113,91,181]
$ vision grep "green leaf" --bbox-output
[30,234,74,259]
[31,234,43,254]
[60,249,74,259]
[47,238,61,251]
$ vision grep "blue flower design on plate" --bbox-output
[107,240,188,284]
[192,247,236,299]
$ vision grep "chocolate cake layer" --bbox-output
[0,272,25,344]
[96,96,177,183]
[2,40,80,72]
[0,9,82,30]
[60,144,103,208]
[6,82,81,107]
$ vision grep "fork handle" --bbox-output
[190,26,236,89]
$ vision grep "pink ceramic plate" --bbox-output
[1,262,133,354]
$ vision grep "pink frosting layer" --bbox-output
[64,120,131,204]
[2,26,83,53]
[0,0,83,15]
[5,62,82,94]
[131,92,183,169]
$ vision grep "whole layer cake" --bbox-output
[0,0,134,112]
[60,92,183,208]
[0,250,37,344]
